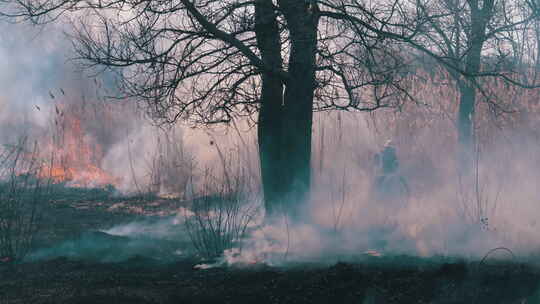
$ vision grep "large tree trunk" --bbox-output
[458,38,482,167]
[255,0,286,216]
[255,0,318,218]
[279,1,318,218]
[457,78,476,169]
[257,76,286,216]
[457,0,493,172]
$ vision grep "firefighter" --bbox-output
[380,140,399,175]
[374,140,398,176]
[374,139,407,200]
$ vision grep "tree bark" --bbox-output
[458,41,482,156]
[255,0,286,216]
[457,78,476,169]
[278,0,318,218]
[256,0,319,218]
[457,0,493,172]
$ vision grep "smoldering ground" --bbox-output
[0,21,201,194]
[2,19,540,268]
[26,216,193,263]
[25,111,540,268]
[211,111,540,266]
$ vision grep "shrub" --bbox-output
[0,137,50,262]
[183,169,259,260]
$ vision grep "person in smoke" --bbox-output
[376,139,399,176]
[367,139,408,252]
[373,139,408,202]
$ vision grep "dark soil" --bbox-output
[1,187,539,304]
[1,256,539,303]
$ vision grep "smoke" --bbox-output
[26,229,189,263]
[22,106,540,266]
[4,19,540,267]
[105,210,191,240]
[0,21,205,194]
[209,109,540,266]
[0,23,63,142]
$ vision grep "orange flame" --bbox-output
[37,103,120,188]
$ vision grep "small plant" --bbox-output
[0,137,50,262]
[183,169,259,260]
[456,144,501,231]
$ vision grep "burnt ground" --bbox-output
[1,187,540,304]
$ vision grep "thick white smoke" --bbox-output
[3,20,540,266]
[0,21,212,195]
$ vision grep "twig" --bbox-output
[126,130,142,197]
[283,213,290,262]
[479,246,516,268]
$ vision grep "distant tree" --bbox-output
[396,0,540,168]
[1,0,415,216]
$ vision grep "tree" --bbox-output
[1,0,412,216]
[402,0,540,168]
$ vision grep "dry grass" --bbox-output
[183,169,260,260]
[0,136,51,262]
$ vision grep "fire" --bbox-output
[39,163,119,188]
[44,166,75,182]
[36,102,120,188]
